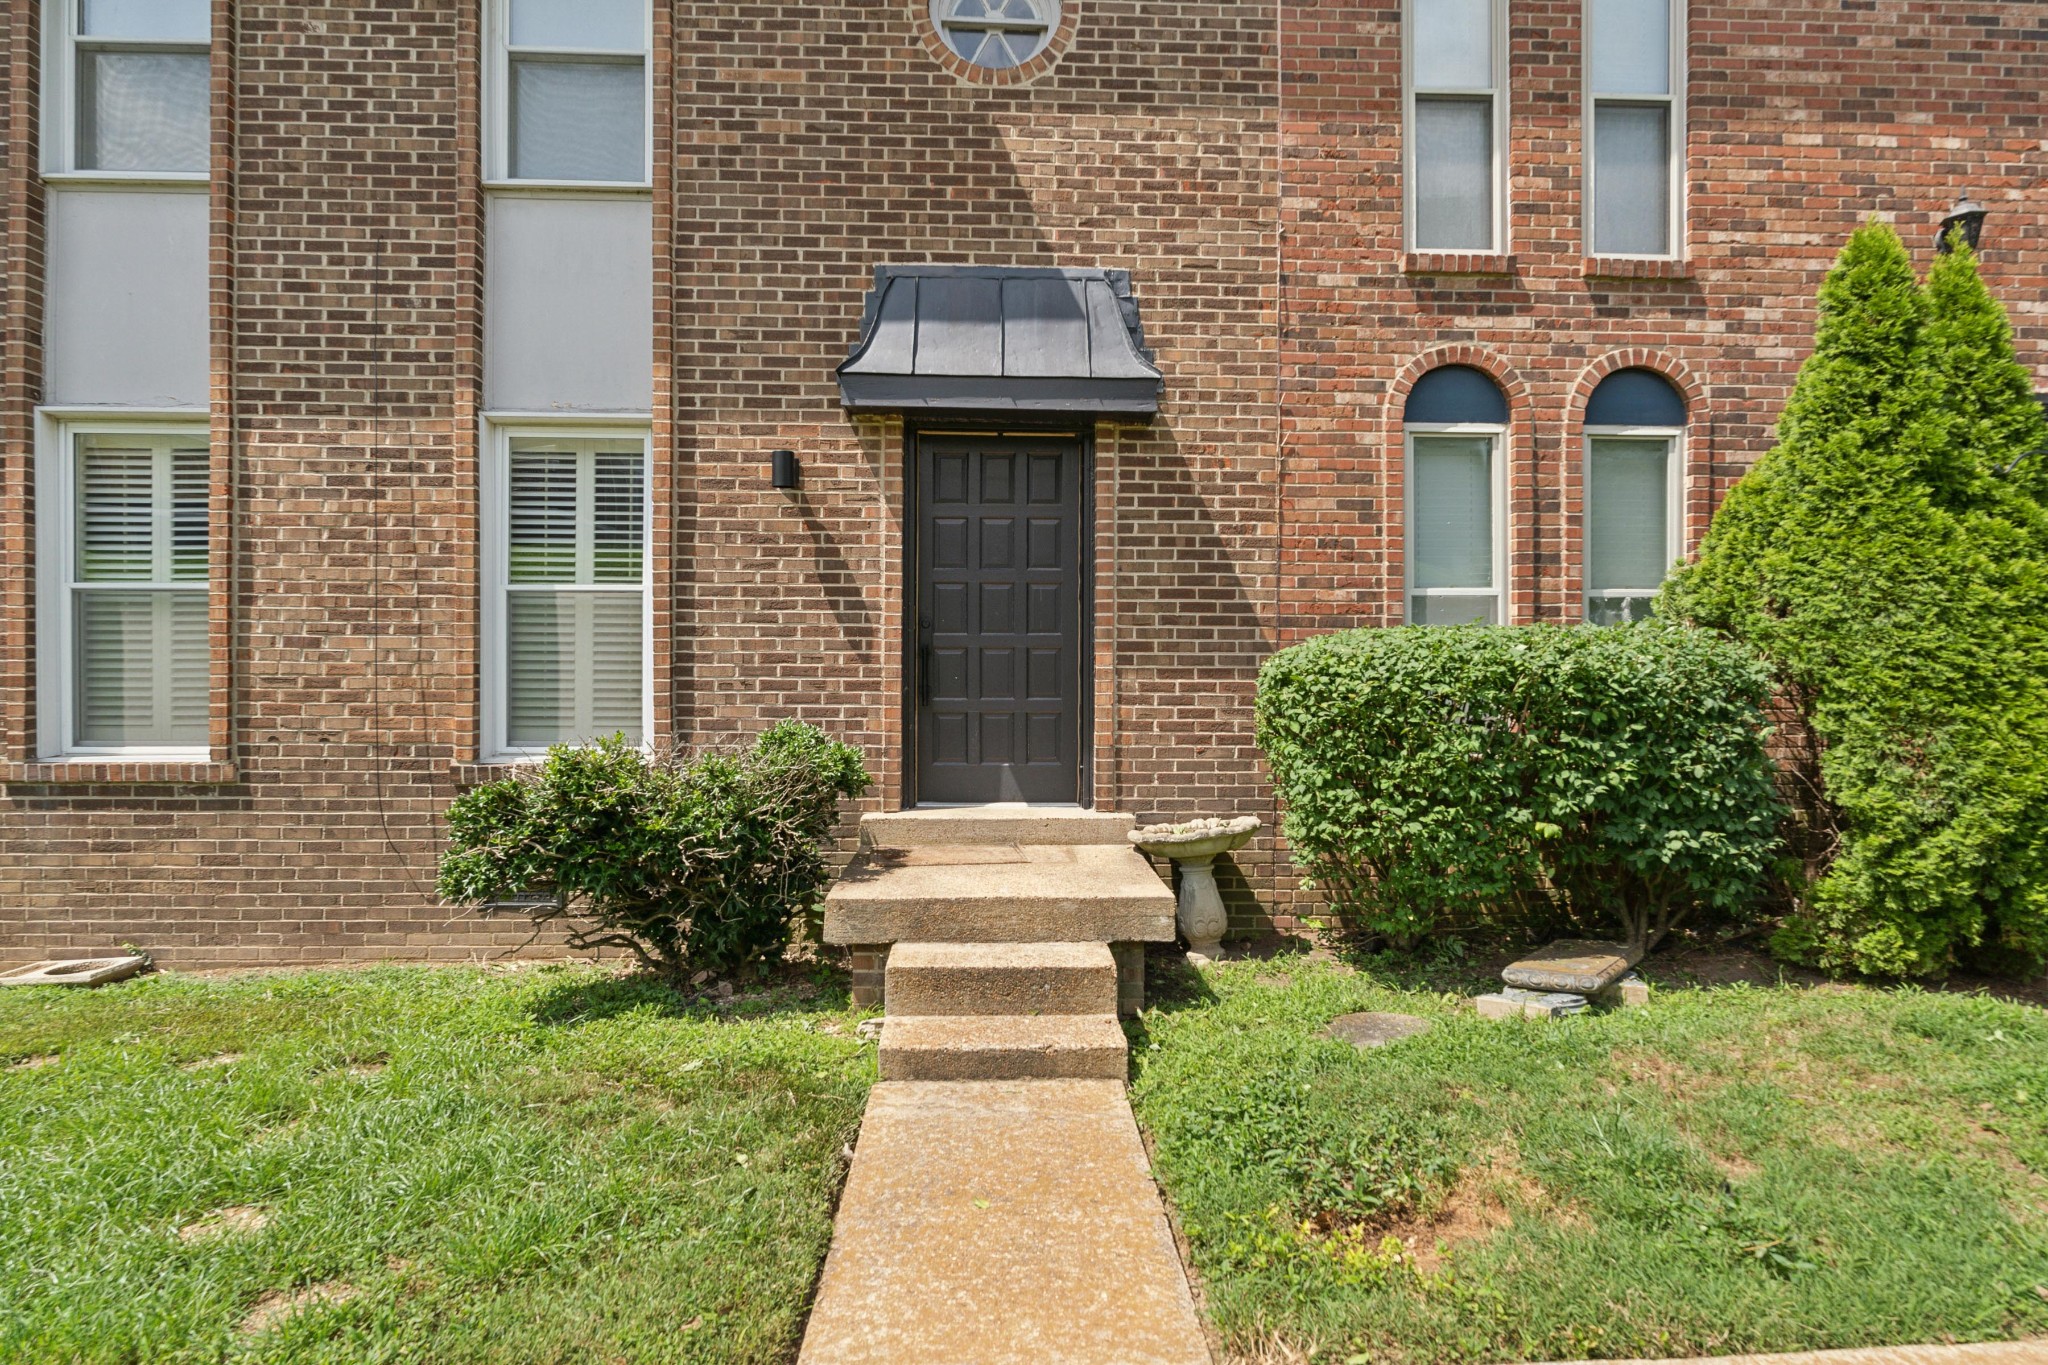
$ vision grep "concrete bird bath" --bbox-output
[1129,816,1261,966]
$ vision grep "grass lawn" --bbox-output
[1131,953,2048,1364]
[0,963,876,1364]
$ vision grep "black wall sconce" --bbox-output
[770,449,800,490]
[1936,192,1988,255]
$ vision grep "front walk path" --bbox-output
[799,807,1210,1364]
[798,1079,1209,1364]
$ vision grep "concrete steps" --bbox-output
[885,941,1118,1017]
[859,807,1135,848]
[879,1013,1128,1081]
[823,843,1175,947]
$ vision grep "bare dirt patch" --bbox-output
[238,1281,359,1336]
[1378,1140,1571,1274]
[1609,1047,1705,1098]
[179,1205,269,1243]
[181,1051,243,1071]
[8,1054,60,1071]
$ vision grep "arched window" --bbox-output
[1583,368,1686,623]
[930,0,1059,70]
[1404,366,1508,625]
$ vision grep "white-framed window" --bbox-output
[482,425,651,761]
[1404,0,1505,253]
[1406,427,1507,625]
[484,0,651,187]
[1584,430,1681,624]
[36,420,212,759]
[1586,0,1685,257]
[41,0,212,178]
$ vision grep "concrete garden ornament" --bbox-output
[1129,817,1260,965]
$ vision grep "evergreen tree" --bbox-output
[1661,223,2048,976]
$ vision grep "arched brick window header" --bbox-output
[1404,365,1509,425]
[1587,368,1687,426]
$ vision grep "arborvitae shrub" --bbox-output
[1662,224,2048,977]
[437,723,872,976]
[1255,624,1782,954]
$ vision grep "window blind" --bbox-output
[71,436,209,748]
[503,440,645,748]
[1587,436,1671,623]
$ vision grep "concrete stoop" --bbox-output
[878,1012,1129,1081]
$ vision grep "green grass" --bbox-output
[0,963,877,1364]
[1131,956,2048,1364]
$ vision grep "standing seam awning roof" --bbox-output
[837,265,1164,416]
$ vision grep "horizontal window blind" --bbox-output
[70,434,210,748]
[1586,436,1673,624]
[502,438,646,749]
[1409,433,1500,626]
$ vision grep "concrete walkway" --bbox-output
[798,1079,1209,1365]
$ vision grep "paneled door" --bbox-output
[913,433,1084,805]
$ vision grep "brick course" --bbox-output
[1,1,2043,966]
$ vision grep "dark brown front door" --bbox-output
[914,433,1084,805]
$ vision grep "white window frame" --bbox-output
[1404,422,1508,626]
[1582,425,1683,622]
[481,419,654,763]
[1584,0,1686,260]
[39,0,212,183]
[1402,0,1508,255]
[34,412,214,762]
[482,0,654,190]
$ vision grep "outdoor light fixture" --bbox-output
[771,449,800,490]
[1936,192,1988,255]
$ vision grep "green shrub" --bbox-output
[1255,624,1782,953]
[436,723,872,976]
[1661,223,2048,977]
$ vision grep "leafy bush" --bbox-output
[1255,624,1782,953]
[437,723,872,976]
[1661,223,2048,977]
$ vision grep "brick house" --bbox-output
[0,1,2041,969]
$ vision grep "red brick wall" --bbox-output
[1,1,2043,965]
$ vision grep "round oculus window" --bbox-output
[930,0,1060,70]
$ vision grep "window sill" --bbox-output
[482,180,653,197]
[41,171,210,191]
[2,759,238,786]
[1583,256,1692,281]
[451,759,541,788]
[1402,252,1516,277]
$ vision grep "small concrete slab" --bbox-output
[1475,987,1590,1020]
[0,957,146,988]
[1326,1011,1434,1049]
[1596,973,1650,1008]
[1501,940,1640,994]
[798,1080,1209,1365]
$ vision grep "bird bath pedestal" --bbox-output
[1129,817,1261,966]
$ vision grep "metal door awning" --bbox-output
[836,265,1164,416]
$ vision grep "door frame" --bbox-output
[901,418,1096,810]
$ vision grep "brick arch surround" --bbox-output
[1568,352,1718,599]
[1385,347,1536,624]
[913,0,1082,87]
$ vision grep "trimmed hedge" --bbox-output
[1255,624,1783,953]
[437,723,871,976]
